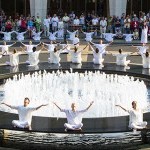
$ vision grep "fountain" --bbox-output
[0,70,149,118]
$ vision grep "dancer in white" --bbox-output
[26,46,43,66]
[112,49,133,66]
[53,101,94,131]
[68,45,88,64]
[6,49,20,67]
[102,33,116,42]
[89,44,104,65]
[43,41,58,63]
[141,23,148,44]
[140,51,150,68]
[0,31,15,41]
[45,45,68,64]
[123,34,134,42]
[57,18,64,39]
[0,41,16,55]
[32,30,43,41]
[90,40,111,55]
[48,31,58,41]
[14,31,27,41]
[1,97,48,130]
[73,34,80,47]
[116,101,147,132]
[132,44,149,55]
[21,41,41,53]
[67,30,78,41]
[81,30,95,42]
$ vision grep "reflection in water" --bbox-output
[142,68,150,75]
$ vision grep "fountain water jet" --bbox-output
[0,70,149,118]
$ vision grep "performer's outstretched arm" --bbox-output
[53,102,62,111]
[1,102,12,109]
[36,104,48,110]
[85,101,94,110]
[115,105,127,111]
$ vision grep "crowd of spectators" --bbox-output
[0,9,150,40]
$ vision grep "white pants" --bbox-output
[64,123,83,130]
[12,120,29,128]
[93,58,104,65]
[117,60,130,66]
[129,121,147,129]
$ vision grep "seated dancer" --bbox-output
[89,44,104,65]
[45,45,68,64]
[53,101,94,131]
[81,30,95,42]
[123,34,134,42]
[0,31,15,41]
[48,31,58,41]
[102,33,116,42]
[26,45,44,66]
[14,30,28,41]
[132,44,149,55]
[0,41,16,55]
[112,49,133,66]
[32,30,43,41]
[6,49,21,67]
[68,45,88,64]
[67,30,78,41]
[140,51,150,68]
[116,101,148,132]
[21,41,41,53]
[43,41,59,63]
[1,97,48,130]
[90,40,112,55]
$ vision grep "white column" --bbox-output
[30,0,47,20]
[109,0,127,17]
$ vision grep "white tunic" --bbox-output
[83,32,94,42]
[32,31,42,41]
[70,50,82,63]
[93,43,108,54]
[73,37,80,47]
[7,53,20,66]
[49,31,58,41]
[15,31,27,41]
[1,31,15,41]
[67,30,78,41]
[11,105,36,125]
[61,109,87,125]
[123,34,133,42]
[0,44,14,54]
[27,50,41,66]
[141,26,148,44]
[51,51,62,64]
[141,54,150,68]
[136,46,149,55]
[103,33,116,42]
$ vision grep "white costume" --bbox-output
[50,50,62,64]
[60,44,72,53]
[0,43,14,54]
[73,19,80,26]
[73,37,80,47]
[123,34,133,42]
[15,31,27,41]
[136,46,149,55]
[6,53,20,66]
[67,30,78,41]
[27,50,41,66]
[141,54,150,68]
[141,26,148,44]
[22,43,40,53]
[83,32,94,42]
[32,31,43,41]
[127,109,147,129]
[102,33,116,42]
[49,31,58,41]
[11,105,36,128]
[113,53,130,66]
[61,109,87,130]
[1,31,15,41]
[90,45,104,65]
[69,49,82,64]
[43,43,56,63]
[92,43,109,55]
[57,21,64,39]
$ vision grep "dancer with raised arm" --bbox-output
[1,97,48,130]
[140,51,150,68]
[0,41,16,55]
[123,33,134,42]
[53,101,94,131]
[0,31,15,41]
[132,44,149,55]
[116,101,147,132]
[14,30,28,41]
[48,31,58,41]
[32,30,43,41]
[68,45,88,64]
[67,30,78,41]
[81,29,95,42]
[90,40,112,55]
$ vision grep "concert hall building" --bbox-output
[0,0,149,18]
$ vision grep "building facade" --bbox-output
[0,0,149,19]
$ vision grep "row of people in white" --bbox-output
[1,99,149,132]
